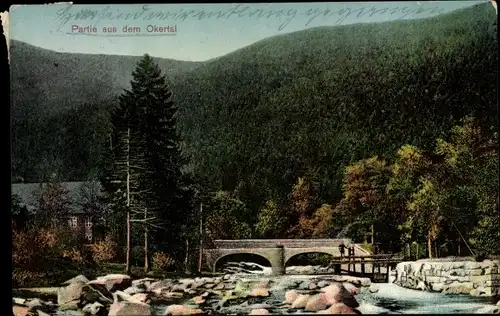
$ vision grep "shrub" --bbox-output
[152,251,176,271]
[12,226,94,287]
[89,235,119,264]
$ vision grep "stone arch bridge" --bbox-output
[203,239,370,275]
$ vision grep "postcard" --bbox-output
[7,1,499,315]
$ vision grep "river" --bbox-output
[149,265,496,315]
[356,283,495,314]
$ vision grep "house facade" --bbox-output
[11,181,102,242]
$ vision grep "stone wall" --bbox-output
[393,259,500,297]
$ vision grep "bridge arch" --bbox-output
[285,251,335,268]
[214,253,272,273]
[284,247,340,266]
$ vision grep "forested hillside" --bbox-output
[171,3,497,216]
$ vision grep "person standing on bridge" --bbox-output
[349,244,355,257]
[339,242,346,259]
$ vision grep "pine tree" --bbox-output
[106,54,191,274]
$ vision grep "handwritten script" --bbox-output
[55,4,446,32]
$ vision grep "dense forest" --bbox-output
[11,2,499,272]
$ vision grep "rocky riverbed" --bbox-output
[13,271,379,315]
[12,266,500,315]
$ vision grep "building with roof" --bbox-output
[11,181,103,242]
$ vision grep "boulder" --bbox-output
[132,278,157,289]
[108,302,151,316]
[431,283,444,292]
[291,294,310,309]
[58,283,85,306]
[317,281,329,288]
[249,288,269,297]
[13,297,27,305]
[165,304,203,315]
[88,274,132,292]
[13,306,29,316]
[443,282,474,295]
[323,302,357,314]
[309,282,318,290]
[123,286,144,295]
[321,283,359,308]
[62,275,90,285]
[305,294,329,312]
[147,280,174,294]
[343,282,359,295]
[249,308,269,315]
[285,290,298,304]
[368,285,378,294]
[82,301,104,315]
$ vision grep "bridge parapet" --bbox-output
[211,239,352,249]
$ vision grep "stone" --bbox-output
[431,283,444,292]
[285,290,298,304]
[89,274,132,292]
[368,285,378,293]
[305,294,329,312]
[82,301,104,315]
[109,302,151,316]
[132,278,157,290]
[291,294,310,309]
[59,300,80,310]
[147,280,172,293]
[171,283,189,292]
[323,302,357,314]
[250,303,270,309]
[249,309,269,315]
[191,295,206,305]
[317,281,328,288]
[444,282,474,295]
[321,283,359,308]
[123,286,143,295]
[342,282,359,295]
[26,298,44,311]
[13,306,29,316]
[249,288,269,297]
[36,311,51,316]
[131,293,150,304]
[309,282,318,290]
[58,283,85,306]
[13,297,26,305]
[466,262,482,270]
[416,281,427,291]
[62,275,90,285]
[165,304,203,315]
[497,300,500,306]
[214,283,225,290]
[204,283,215,289]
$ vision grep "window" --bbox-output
[85,217,92,228]
[70,216,77,228]
[85,232,93,242]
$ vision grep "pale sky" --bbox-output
[8,1,487,61]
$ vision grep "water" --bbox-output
[355,283,495,314]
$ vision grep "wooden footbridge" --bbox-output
[329,254,404,282]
